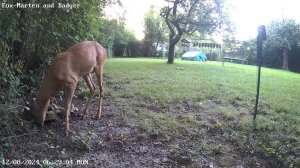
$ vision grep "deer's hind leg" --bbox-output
[81,74,96,119]
[96,67,104,119]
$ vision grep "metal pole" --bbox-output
[254,25,266,122]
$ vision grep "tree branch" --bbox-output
[187,0,200,17]
[161,7,176,38]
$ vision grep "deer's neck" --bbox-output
[34,77,56,125]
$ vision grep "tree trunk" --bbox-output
[154,41,159,56]
[167,34,182,64]
[168,41,175,64]
[282,48,289,70]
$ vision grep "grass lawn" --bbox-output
[104,58,300,166]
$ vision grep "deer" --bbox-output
[25,41,107,135]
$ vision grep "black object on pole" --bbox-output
[254,25,266,121]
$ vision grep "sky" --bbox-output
[105,0,166,40]
[229,0,300,40]
[105,0,300,41]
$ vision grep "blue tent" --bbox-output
[181,51,207,62]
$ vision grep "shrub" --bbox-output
[205,51,220,61]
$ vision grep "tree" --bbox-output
[98,19,120,57]
[113,25,140,56]
[242,39,257,65]
[160,0,226,64]
[143,6,168,57]
[267,19,300,70]
[98,18,141,57]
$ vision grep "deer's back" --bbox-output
[48,41,105,83]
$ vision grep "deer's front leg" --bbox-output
[64,82,76,135]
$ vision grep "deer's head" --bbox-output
[23,98,57,125]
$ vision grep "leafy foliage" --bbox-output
[113,26,140,57]
[98,18,141,57]
[205,50,220,61]
[266,19,300,69]
[70,131,100,151]
[98,19,120,57]
[267,19,300,50]
[143,7,168,57]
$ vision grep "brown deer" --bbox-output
[26,41,107,135]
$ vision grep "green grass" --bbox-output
[105,58,300,166]
[106,58,299,114]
